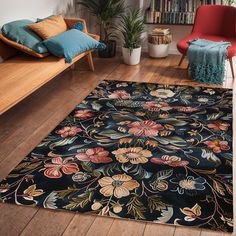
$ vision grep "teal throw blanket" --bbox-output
[187,39,231,84]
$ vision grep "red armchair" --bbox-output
[177,5,236,78]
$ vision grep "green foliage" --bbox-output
[64,190,94,210]
[127,196,146,219]
[56,186,80,199]
[119,8,145,52]
[78,0,125,43]
[225,0,236,5]
[148,195,171,213]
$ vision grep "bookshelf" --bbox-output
[145,0,224,25]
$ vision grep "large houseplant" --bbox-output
[225,0,236,5]
[119,8,145,65]
[78,0,125,58]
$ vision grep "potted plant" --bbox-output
[78,0,125,58]
[119,8,145,65]
[225,0,236,5]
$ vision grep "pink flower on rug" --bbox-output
[175,106,199,113]
[207,121,230,132]
[204,140,230,153]
[74,110,95,119]
[151,155,189,167]
[143,101,172,112]
[44,157,79,179]
[56,126,82,138]
[128,120,164,137]
[76,147,113,163]
[108,90,130,99]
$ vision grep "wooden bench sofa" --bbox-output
[0,18,99,115]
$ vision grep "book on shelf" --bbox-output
[145,0,223,25]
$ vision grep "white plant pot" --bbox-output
[148,43,170,58]
[122,47,141,66]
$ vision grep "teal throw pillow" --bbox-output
[2,19,48,54]
[43,29,106,63]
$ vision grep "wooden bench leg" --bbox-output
[229,58,235,79]
[87,52,95,72]
[178,55,185,66]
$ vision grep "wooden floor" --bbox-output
[0,54,235,236]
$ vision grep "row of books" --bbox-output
[146,11,196,24]
[146,0,223,24]
[153,0,223,13]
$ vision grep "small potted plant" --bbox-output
[119,8,145,65]
[78,0,125,58]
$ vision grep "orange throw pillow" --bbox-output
[29,15,68,40]
[0,34,49,58]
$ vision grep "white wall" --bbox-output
[0,0,75,26]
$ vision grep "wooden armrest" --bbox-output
[88,33,100,41]
[64,18,88,33]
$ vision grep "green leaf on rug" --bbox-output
[127,197,146,220]
[148,195,171,213]
[49,137,77,149]
[64,190,94,210]
[99,129,130,139]
[207,112,224,120]
[56,186,80,199]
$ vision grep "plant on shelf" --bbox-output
[119,8,145,65]
[78,0,125,58]
[225,0,236,5]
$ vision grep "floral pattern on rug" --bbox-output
[0,81,233,232]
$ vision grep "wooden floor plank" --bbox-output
[107,219,146,236]
[0,204,37,236]
[200,231,232,236]
[143,223,175,236]
[20,209,75,236]
[85,217,114,236]
[62,214,96,236]
[174,227,201,236]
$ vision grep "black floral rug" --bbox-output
[0,81,233,232]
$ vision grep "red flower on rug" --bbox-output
[56,126,82,138]
[76,147,113,163]
[108,90,130,99]
[204,140,230,153]
[207,121,230,131]
[175,106,199,113]
[128,120,164,137]
[44,157,79,179]
[74,110,95,119]
[143,101,172,112]
[151,155,189,167]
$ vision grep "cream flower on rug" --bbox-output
[150,89,175,99]
[112,147,152,164]
[98,174,139,199]
[23,184,44,201]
